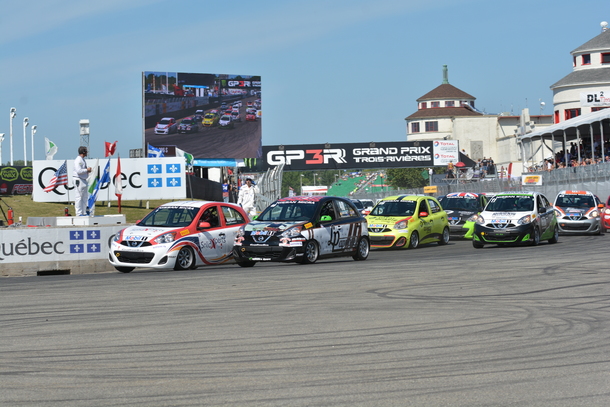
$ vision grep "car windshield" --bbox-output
[439,197,479,211]
[370,200,417,216]
[181,119,193,124]
[485,196,534,212]
[258,202,317,222]
[351,200,364,209]
[221,116,230,120]
[205,114,215,119]
[159,119,171,124]
[555,194,595,208]
[137,206,199,227]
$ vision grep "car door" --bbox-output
[427,198,447,236]
[537,194,554,235]
[314,199,362,256]
[417,198,436,242]
[195,204,227,262]
[219,205,248,258]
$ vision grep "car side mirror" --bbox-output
[252,215,258,220]
[599,203,605,208]
[539,207,547,214]
[320,215,332,222]
[419,211,429,217]
[198,221,211,229]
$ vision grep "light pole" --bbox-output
[314,173,318,186]
[300,174,304,195]
[23,117,29,165]
[30,125,37,164]
[0,133,4,165]
[9,107,16,165]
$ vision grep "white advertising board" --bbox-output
[0,225,124,264]
[432,140,460,166]
[33,158,186,202]
[580,89,610,107]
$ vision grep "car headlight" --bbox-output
[518,214,533,225]
[604,208,610,215]
[475,215,485,224]
[394,220,408,230]
[154,232,176,244]
[467,214,480,222]
[589,210,599,218]
[554,209,562,218]
[113,231,123,242]
[279,226,302,238]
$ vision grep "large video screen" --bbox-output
[143,72,262,159]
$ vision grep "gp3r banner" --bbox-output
[261,140,459,170]
[33,158,186,203]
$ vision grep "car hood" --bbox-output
[119,225,178,241]
[445,209,476,217]
[244,220,308,234]
[366,215,413,226]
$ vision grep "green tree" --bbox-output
[386,167,443,189]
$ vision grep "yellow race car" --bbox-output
[202,112,220,127]
[366,195,450,249]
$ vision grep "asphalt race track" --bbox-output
[2,235,609,406]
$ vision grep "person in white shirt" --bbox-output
[73,146,91,216]
[237,178,258,218]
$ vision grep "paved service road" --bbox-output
[2,235,609,406]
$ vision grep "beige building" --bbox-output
[405,65,552,174]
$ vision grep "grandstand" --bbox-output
[326,175,366,197]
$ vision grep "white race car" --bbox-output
[109,201,250,272]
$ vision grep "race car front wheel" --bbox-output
[237,260,256,267]
[408,231,419,249]
[115,266,134,273]
[175,247,195,270]
[299,240,319,264]
[531,227,540,246]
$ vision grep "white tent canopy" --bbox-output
[517,108,610,165]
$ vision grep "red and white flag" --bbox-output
[105,141,117,157]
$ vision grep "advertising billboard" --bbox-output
[143,72,262,159]
[33,158,186,203]
[259,141,460,171]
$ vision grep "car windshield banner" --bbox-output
[260,140,459,170]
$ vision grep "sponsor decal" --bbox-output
[180,229,190,236]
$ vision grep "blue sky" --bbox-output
[0,0,608,163]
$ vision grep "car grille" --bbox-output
[368,227,391,233]
[484,223,516,229]
[559,223,591,231]
[370,236,395,245]
[560,214,587,221]
[120,240,152,248]
[242,247,286,260]
[114,251,154,264]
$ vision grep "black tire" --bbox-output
[408,231,419,249]
[473,240,484,249]
[438,227,450,245]
[299,240,319,264]
[549,225,559,243]
[174,247,196,270]
[352,237,370,261]
[237,260,256,268]
[531,226,540,246]
[115,266,134,273]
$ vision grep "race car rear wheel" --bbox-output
[352,237,370,261]
[237,260,256,267]
[174,247,195,270]
[115,266,134,273]
[299,240,319,264]
[408,231,419,249]
[438,227,450,245]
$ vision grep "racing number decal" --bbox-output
[328,222,362,252]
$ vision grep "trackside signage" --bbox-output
[0,226,124,264]
[33,158,186,203]
[261,141,459,170]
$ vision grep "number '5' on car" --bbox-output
[232,196,370,267]
[109,201,250,273]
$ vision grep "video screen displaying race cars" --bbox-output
[143,71,262,159]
